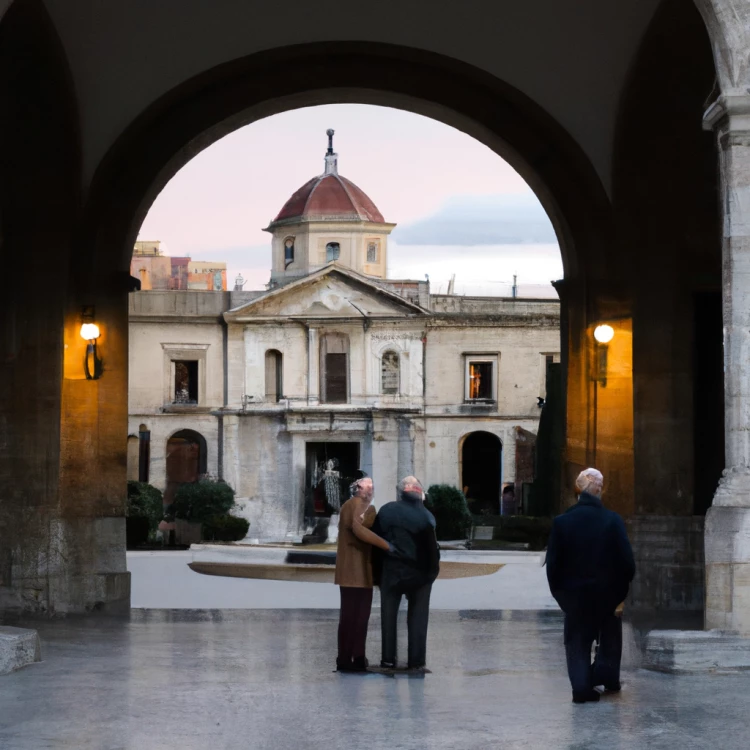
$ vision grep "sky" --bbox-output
[137,104,563,297]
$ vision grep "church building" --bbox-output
[128,133,560,540]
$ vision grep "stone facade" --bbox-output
[128,268,559,539]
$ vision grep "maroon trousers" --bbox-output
[337,586,373,665]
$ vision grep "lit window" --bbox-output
[367,241,379,263]
[174,360,198,404]
[467,360,494,401]
[381,351,399,394]
[326,242,340,262]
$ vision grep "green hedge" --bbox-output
[171,477,236,523]
[202,514,250,542]
[425,484,472,540]
[127,481,164,532]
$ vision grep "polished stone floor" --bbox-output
[1,610,748,750]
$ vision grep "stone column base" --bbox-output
[645,629,750,673]
[705,505,750,633]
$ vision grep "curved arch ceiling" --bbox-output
[42,0,662,192]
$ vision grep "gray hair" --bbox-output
[349,477,370,497]
[575,468,604,497]
[397,476,423,493]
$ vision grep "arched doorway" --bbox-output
[461,432,502,516]
[164,429,208,506]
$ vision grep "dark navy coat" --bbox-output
[372,496,440,590]
[545,492,635,617]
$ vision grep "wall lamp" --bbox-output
[594,325,614,344]
[593,324,614,387]
[80,306,103,380]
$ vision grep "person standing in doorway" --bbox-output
[545,468,635,703]
[334,476,392,672]
[373,476,440,671]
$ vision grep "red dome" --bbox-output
[272,174,385,224]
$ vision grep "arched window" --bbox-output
[265,349,283,402]
[284,237,294,267]
[367,240,379,263]
[326,242,340,262]
[381,350,399,395]
[320,333,349,403]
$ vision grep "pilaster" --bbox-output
[704,94,750,632]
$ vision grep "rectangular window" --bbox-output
[325,353,348,403]
[466,359,495,401]
[174,360,198,404]
[367,241,379,263]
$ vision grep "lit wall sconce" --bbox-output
[593,324,614,387]
[594,325,614,344]
[80,306,103,380]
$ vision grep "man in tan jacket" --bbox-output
[334,477,391,672]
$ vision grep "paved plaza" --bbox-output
[1,609,749,750]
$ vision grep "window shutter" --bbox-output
[325,353,348,403]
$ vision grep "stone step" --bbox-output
[645,629,750,673]
[0,627,41,675]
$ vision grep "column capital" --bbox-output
[703,93,750,134]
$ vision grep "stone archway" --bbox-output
[0,0,728,615]
[165,429,208,505]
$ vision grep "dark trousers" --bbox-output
[564,611,623,693]
[337,586,373,665]
[380,582,432,668]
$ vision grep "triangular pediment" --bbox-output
[225,266,428,322]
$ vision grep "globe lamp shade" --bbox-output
[80,322,100,341]
[594,324,614,344]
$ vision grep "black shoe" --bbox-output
[351,657,369,672]
[336,657,354,672]
[379,660,396,669]
[572,690,601,704]
[603,681,621,692]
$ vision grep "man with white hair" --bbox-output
[545,468,635,704]
[372,476,440,671]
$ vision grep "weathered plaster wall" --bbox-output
[424,321,560,415]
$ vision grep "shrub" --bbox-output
[172,477,236,523]
[127,481,164,532]
[202,514,250,542]
[425,484,472,540]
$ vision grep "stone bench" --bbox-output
[0,627,41,675]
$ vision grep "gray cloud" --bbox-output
[392,193,556,246]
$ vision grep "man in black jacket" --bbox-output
[372,476,440,670]
[546,468,635,703]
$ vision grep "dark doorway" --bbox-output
[462,431,502,515]
[693,291,725,515]
[305,442,360,520]
[165,429,208,506]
